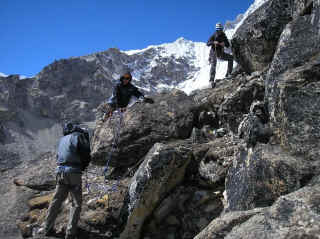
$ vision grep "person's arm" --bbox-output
[223,33,230,48]
[207,34,216,46]
[108,84,120,109]
[132,85,144,99]
[77,133,91,171]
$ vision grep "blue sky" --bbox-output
[0,0,253,77]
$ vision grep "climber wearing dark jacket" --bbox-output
[207,23,233,87]
[109,72,144,109]
[41,123,91,239]
[101,72,154,120]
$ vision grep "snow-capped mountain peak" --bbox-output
[119,0,270,94]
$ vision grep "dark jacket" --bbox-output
[207,31,230,61]
[56,131,91,173]
[108,82,144,108]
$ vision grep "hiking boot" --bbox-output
[210,81,216,88]
[225,73,232,79]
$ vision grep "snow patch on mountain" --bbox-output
[0,72,8,77]
[19,75,28,79]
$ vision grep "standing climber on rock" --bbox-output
[100,72,154,121]
[207,22,233,88]
[40,122,91,239]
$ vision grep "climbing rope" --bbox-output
[84,98,146,196]
[85,110,124,196]
[103,110,124,179]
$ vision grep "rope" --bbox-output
[84,98,146,196]
[103,110,124,179]
[85,110,124,196]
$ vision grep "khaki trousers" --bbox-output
[45,172,82,236]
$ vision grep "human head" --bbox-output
[63,122,76,136]
[216,22,223,31]
[63,122,88,138]
[120,72,132,85]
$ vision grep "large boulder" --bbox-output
[119,143,192,239]
[0,153,56,239]
[293,0,315,18]
[196,181,320,239]
[265,5,320,160]
[268,59,320,161]
[190,72,265,133]
[266,11,320,81]
[231,0,293,73]
[218,73,265,133]
[91,90,196,167]
[225,144,305,212]
[197,134,241,188]
[143,185,224,239]
[194,208,266,239]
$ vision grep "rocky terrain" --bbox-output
[1,0,320,238]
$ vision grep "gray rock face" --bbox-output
[265,2,320,161]
[119,143,192,239]
[190,72,266,134]
[267,58,320,161]
[3,1,320,239]
[143,185,224,239]
[225,144,302,212]
[197,182,320,239]
[218,74,265,133]
[266,13,320,81]
[194,208,266,239]
[91,90,196,167]
[231,0,293,73]
[197,135,241,187]
[294,0,314,17]
[0,153,56,239]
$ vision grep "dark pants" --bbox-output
[209,51,233,82]
[45,172,82,236]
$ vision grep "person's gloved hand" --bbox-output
[143,97,154,104]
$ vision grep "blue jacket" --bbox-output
[56,131,91,173]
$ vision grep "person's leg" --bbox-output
[44,173,69,234]
[209,53,217,82]
[65,173,82,238]
[220,52,233,76]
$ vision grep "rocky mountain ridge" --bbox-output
[1,0,320,239]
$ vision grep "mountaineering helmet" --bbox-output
[216,23,223,31]
[120,72,132,82]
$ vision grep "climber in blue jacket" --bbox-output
[41,123,91,239]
